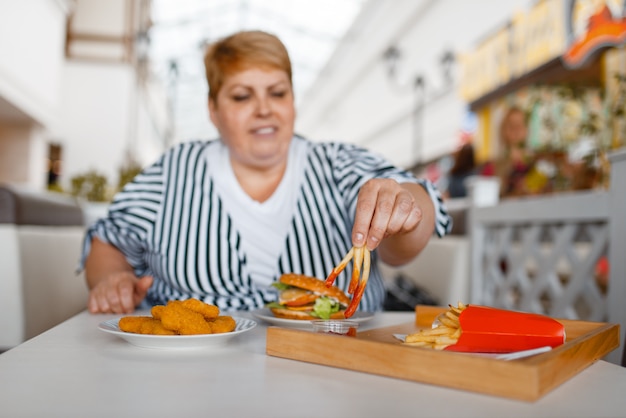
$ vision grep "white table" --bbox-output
[1,310,625,418]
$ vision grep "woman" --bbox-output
[81,30,451,314]
[495,106,533,197]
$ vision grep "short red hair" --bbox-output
[203,30,292,102]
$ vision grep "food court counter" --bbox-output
[0,310,625,417]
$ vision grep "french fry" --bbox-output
[325,246,371,318]
[433,344,451,351]
[403,341,430,347]
[403,302,467,350]
[445,310,460,321]
[451,327,462,339]
[405,327,451,341]
[437,315,459,329]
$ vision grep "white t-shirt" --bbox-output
[206,138,306,287]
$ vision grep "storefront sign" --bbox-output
[460,0,626,104]
[563,0,626,68]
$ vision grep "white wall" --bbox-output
[134,78,171,166]
[57,63,135,189]
[296,0,532,168]
[0,0,170,192]
[0,0,70,188]
[57,63,170,191]
[0,0,68,128]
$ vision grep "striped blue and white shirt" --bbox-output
[80,136,452,312]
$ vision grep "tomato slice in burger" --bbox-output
[283,293,320,307]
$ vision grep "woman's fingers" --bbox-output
[134,276,154,307]
[87,272,148,314]
[354,179,421,250]
[352,181,377,248]
[386,189,422,234]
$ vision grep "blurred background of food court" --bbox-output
[1,0,625,364]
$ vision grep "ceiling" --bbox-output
[148,0,365,141]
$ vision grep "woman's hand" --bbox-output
[87,272,153,314]
[85,238,152,314]
[352,179,435,265]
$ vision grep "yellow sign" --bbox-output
[461,0,626,105]
[460,0,568,104]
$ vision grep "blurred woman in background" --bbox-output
[495,106,534,197]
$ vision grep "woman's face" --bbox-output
[502,110,528,148]
[209,67,295,171]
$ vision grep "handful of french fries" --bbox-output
[403,302,467,350]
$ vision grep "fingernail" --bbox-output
[368,236,379,249]
[355,233,364,245]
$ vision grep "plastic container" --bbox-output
[311,320,359,336]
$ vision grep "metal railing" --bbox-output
[468,149,626,365]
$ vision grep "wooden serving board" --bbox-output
[265,305,620,401]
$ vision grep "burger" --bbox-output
[267,273,351,320]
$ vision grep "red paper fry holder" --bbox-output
[444,305,566,353]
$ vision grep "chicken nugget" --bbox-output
[119,316,155,334]
[119,316,177,335]
[151,304,165,320]
[161,301,212,335]
[207,315,236,334]
[141,319,177,335]
[181,298,220,320]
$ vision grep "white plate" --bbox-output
[98,316,256,349]
[251,308,375,329]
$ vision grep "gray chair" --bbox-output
[0,184,88,349]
